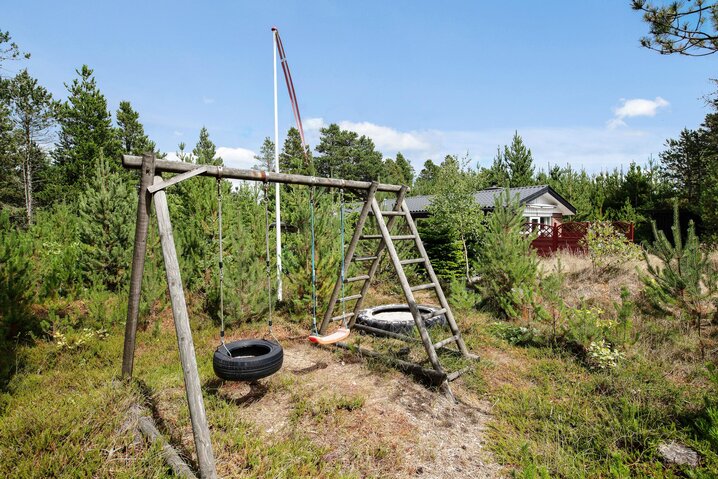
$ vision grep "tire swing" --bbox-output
[308,187,351,345]
[213,174,283,381]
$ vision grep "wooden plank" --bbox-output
[130,404,198,479]
[344,275,369,283]
[123,155,403,192]
[360,234,415,240]
[153,176,217,479]
[339,294,363,302]
[319,183,378,334]
[400,258,425,265]
[410,283,436,292]
[352,323,422,343]
[353,255,378,262]
[147,165,208,193]
[122,153,155,378]
[433,334,459,350]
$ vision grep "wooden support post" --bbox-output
[319,182,378,334]
[122,153,155,378]
[153,176,217,479]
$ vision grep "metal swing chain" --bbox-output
[339,188,348,328]
[217,170,231,356]
[310,186,318,335]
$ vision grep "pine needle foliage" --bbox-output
[77,154,135,292]
[642,205,717,354]
[474,189,538,318]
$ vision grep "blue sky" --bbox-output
[4,1,716,173]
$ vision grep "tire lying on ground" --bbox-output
[213,339,283,381]
[355,304,447,336]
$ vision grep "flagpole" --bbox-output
[273,28,283,302]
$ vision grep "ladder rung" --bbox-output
[360,234,415,241]
[353,256,378,262]
[377,210,405,216]
[447,366,472,382]
[423,308,447,321]
[400,258,425,265]
[410,283,436,292]
[331,312,354,322]
[344,275,369,283]
[433,334,459,350]
[339,294,363,302]
[352,323,421,343]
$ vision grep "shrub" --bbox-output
[580,221,642,274]
[474,189,538,318]
[0,211,35,340]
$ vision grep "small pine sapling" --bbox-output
[642,205,717,358]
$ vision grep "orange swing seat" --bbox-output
[308,327,350,345]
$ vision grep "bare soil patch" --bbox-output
[156,338,502,478]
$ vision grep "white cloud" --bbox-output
[305,117,326,130]
[608,97,669,128]
[216,146,256,169]
[202,97,215,104]
[173,130,183,137]
[298,117,665,174]
[338,121,430,151]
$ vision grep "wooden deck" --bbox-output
[523,221,635,256]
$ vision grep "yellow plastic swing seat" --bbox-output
[308,327,350,345]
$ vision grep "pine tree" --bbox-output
[6,70,56,225]
[642,205,717,357]
[394,152,415,186]
[474,189,538,318]
[254,137,275,171]
[504,131,534,187]
[280,127,311,174]
[487,146,509,186]
[54,65,120,194]
[77,154,135,291]
[314,123,382,181]
[116,101,155,155]
[192,126,222,165]
[413,159,440,194]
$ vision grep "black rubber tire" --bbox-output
[355,304,447,336]
[213,339,283,381]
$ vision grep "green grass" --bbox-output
[1,286,716,478]
[471,312,718,478]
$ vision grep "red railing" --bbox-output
[523,221,634,256]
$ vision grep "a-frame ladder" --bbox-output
[320,182,476,395]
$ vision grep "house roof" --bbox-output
[389,185,576,215]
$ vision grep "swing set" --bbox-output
[118,27,475,479]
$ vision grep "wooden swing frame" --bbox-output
[120,153,475,479]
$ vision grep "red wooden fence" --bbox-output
[523,221,635,256]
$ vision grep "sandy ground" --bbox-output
[182,340,504,478]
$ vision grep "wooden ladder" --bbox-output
[319,183,476,396]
